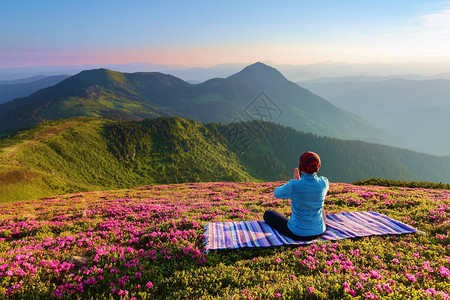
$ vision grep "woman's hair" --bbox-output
[299,151,321,174]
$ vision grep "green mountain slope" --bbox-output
[0,63,394,145]
[1,116,449,203]
[0,117,254,202]
[209,121,450,183]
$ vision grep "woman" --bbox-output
[264,151,328,241]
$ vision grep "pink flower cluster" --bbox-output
[0,181,449,298]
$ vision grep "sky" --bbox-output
[2,0,450,68]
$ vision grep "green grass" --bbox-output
[0,118,132,202]
[0,117,255,203]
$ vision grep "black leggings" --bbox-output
[263,210,325,241]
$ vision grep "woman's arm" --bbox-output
[274,168,299,199]
[274,180,293,199]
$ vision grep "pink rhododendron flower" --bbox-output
[365,292,378,299]
[406,274,416,282]
[440,266,450,277]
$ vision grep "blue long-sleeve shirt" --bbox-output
[274,173,329,236]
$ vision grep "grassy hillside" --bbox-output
[0,117,254,203]
[0,118,134,202]
[0,181,449,298]
[1,116,450,203]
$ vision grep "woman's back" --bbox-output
[264,151,328,241]
[287,174,328,236]
[274,173,329,236]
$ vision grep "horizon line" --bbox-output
[4,59,450,71]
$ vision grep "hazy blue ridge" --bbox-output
[0,63,394,148]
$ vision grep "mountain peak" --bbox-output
[70,68,126,87]
[228,62,287,85]
[245,61,269,69]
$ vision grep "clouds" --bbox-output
[421,8,450,28]
[390,6,450,60]
[319,4,450,63]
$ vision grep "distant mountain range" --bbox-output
[4,61,450,82]
[0,62,394,146]
[299,74,450,83]
[1,116,449,202]
[0,63,178,81]
[0,75,70,104]
[0,62,248,83]
[299,78,450,155]
[0,74,50,84]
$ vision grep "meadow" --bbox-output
[0,181,449,299]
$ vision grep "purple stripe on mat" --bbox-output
[204,211,418,252]
[258,221,275,247]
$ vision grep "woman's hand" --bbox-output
[293,168,300,180]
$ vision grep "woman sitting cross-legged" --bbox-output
[263,151,329,241]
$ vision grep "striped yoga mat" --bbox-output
[204,211,418,252]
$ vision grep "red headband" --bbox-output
[299,151,321,174]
